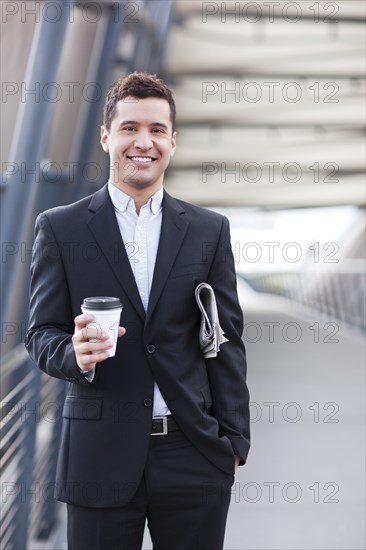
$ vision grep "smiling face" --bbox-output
[100,96,176,196]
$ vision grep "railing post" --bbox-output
[0,0,74,354]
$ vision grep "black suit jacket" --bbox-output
[25,184,250,507]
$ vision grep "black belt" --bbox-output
[151,415,179,436]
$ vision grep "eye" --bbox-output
[122,126,135,132]
[152,128,164,133]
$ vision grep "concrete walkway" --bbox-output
[224,283,365,549]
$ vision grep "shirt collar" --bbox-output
[108,182,163,215]
[149,186,164,214]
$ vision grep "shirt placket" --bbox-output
[133,205,149,312]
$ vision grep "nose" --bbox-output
[134,130,153,150]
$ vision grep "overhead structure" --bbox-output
[164,0,366,206]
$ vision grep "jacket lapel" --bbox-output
[87,185,145,320]
[146,191,189,323]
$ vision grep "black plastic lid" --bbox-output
[82,296,122,310]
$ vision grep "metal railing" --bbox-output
[241,265,366,333]
[1,345,65,550]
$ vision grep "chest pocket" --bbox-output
[169,263,206,279]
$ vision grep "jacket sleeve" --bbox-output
[24,212,91,385]
[206,216,250,464]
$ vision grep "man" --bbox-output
[25,73,250,550]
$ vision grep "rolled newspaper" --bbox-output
[195,282,229,358]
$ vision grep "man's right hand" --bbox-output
[72,313,126,371]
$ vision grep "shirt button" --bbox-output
[146,344,156,354]
[144,398,152,407]
[139,291,145,297]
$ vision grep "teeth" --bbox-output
[129,157,153,162]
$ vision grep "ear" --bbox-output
[100,126,109,152]
[170,130,177,156]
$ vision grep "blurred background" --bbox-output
[1,1,365,548]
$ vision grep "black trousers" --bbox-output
[67,428,235,550]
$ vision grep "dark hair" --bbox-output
[103,72,176,133]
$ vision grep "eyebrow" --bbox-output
[118,120,169,130]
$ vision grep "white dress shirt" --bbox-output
[108,182,171,417]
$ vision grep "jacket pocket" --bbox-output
[62,396,102,420]
[200,384,213,411]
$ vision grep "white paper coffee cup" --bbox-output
[81,297,122,357]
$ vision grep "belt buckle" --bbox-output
[151,416,168,436]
